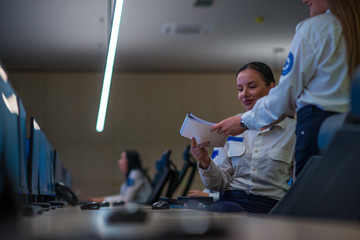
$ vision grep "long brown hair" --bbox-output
[327,0,360,77]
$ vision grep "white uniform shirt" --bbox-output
[104,169,152,204]
[242,10,350,130]
[198,117,296,201]
[203,188,220,202]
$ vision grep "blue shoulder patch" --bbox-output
[127,178,135,186]
[211,150,219,159]
[281,52,294,76]
[227,136,243,142]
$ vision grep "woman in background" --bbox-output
[89,150,152,204]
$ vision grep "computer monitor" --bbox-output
[0,62,30,204]
[54,150,64,184]
[47,140,56,198]
[63,168,73,190]
[38,128,51,197]
[0,62,5,178]
[18,98,29,196]
[0,73,28,199]
[28,118,41,199]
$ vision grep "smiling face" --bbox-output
[237,69,274,111]
[302,0,329,17]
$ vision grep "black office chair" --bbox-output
[146,150,173,205]
[162,145,191,198]
[270,67,360,220]
[164,145,197,198]
[179,145,198,196]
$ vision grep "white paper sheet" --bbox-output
[180,113,228,147]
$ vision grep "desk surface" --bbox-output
[10,204,360,240]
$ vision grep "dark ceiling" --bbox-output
[0,0,310,72]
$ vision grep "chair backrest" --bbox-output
[317,113,347,153]
[146,150,173,204]
[152,150,172,187]
[164,162,179,198]
[165,145,193,197]
[180,145,198,196]
[177,145,191,185]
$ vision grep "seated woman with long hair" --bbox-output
[89,150,152,204]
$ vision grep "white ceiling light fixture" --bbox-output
[96,0,124,133]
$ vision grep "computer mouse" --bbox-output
[107,208,147,223]
[151,201,170,210]
[80,202,100,210]
[112,201,125,206]
[100,201,110,207]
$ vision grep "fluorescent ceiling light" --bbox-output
[96,0,124,132]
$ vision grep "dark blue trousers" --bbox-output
[295,105,340,177]
[208,190,278,214]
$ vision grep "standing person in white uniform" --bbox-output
[211,0,360,178]
[191,62,296,213]
[89,150,153,204]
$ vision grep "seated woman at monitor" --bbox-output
[190,62,296,213]
[89,150,152,204]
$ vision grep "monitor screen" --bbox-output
[38,129,51,196]
[54,150,64,184]
[63,168,73,190]
[18,98,29,194]
[46,140,55,197]
[0,63,29,198]
[28,118,56,199]
[1,79,21,194]
[0,64,5,181]
[28,118,40,196]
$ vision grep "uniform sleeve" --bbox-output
[108,170,145,203]
[104,184,126,203]
[208,192,220,202]
[242,23,318,130]
[198,147,233,191]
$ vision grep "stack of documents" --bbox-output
[180,113,228,147]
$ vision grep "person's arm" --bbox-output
[190,137,211,169]
[198,159,233,191]
[104,184,127,203]
[187,189,220,201]
[104,194,123,203]
[202,188,220,201]
[212,21,318,133]
[211,116,245,136]
[191,139,233,191]
[187,190,209,197]
[87,196,105,202]
[208,192,220,202]
[119,170,145,203]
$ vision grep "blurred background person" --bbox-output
[89,150,152,204]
